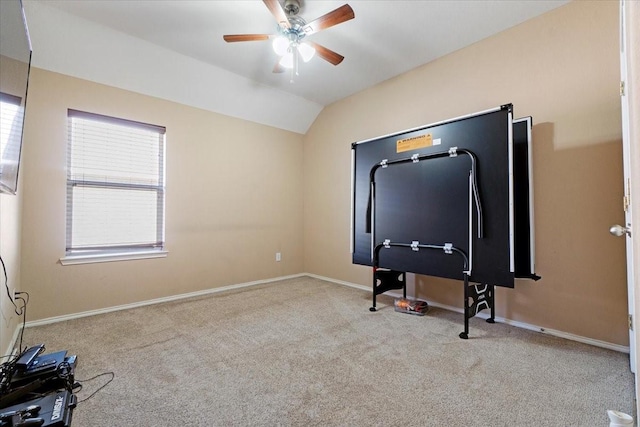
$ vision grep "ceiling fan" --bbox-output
[223,0,354,77]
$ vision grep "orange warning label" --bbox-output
[396,134,432,153]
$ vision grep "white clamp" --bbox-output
[380,159,388,168]
[443,243,453,254]
[411,154,420,163]
[448,147,458,157]
[411,241,420,251]
[383,239,391,248]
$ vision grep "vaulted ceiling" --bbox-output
[23,0,570,133]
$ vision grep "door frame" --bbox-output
[620,0,640,416]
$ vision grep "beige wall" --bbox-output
[18,68,305,321]
[4,1,629,351]
[304,0,629,345]
[0,53,26,355]
[0,54,29,98]
[0,191,22,356]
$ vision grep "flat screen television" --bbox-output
[0,0,32,195]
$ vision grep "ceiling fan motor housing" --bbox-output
[284,0,300,16]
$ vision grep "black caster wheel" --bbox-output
[459,332,468,339]
[369,307,377,312]
[486,318,495,324]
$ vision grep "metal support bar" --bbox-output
[461,283,496,338]
[370,242,467,336]
[461,273,470,339]
[370,267,406,312]
[366,147,498,339]
[369,241,495,339]
[368,148,484,247]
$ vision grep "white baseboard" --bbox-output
[2,323,23,360]
[306,273,371,293]
[307,273,631,354]
[22,272,630,355]
[24,273,306,328]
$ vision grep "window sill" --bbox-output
[59,250,168,266]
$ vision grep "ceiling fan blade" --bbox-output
[302,4,354,37]
[263,0,291,30]
[223,34,272,43]
[307,41,344,66]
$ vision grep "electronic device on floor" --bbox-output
[10,351,75,389]
[0,390,76,427]
[13,345,45,371]
[0,345,78,426]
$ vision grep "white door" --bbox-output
[620,0,640,415]
[616,0,638,377]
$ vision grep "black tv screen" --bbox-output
[0,0,32,195]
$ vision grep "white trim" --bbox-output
[468,172,473,275]
[21,272,629,355]
[353,106,504,146]
[508,110,515,273]
[2,324,24,361]
[24,273,305,328]
[59,250,168,265]
[308,273,630,354]
[306,273,371,293]
[350,147,356,254]
[513,116,536,275]
[525,117,536,274]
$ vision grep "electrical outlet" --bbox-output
[275,252,281,262]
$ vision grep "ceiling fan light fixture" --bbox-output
[224,2,355,74]
[298,42,316,62]
[272,36,289,56]
[279,51,295,69]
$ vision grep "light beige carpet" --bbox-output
[23,276,635,426]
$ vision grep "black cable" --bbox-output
[56,360,72,380]
[0,254,20,314]
[13,292,29,354]
[76,371,115,403]
[0,291,29,395]
[14,291,28,315]
[0,347,23,396]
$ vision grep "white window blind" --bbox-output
[66,109,165,254]
[0,93,25,194]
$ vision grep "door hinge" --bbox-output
[624,178,631,213]
[621,81,626,96]
[630,314,634,331]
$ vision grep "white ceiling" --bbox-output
[23,0,570,133]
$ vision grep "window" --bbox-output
[63,110,166,263]
[0,93,25,194]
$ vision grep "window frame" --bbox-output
[60,109,167,265]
